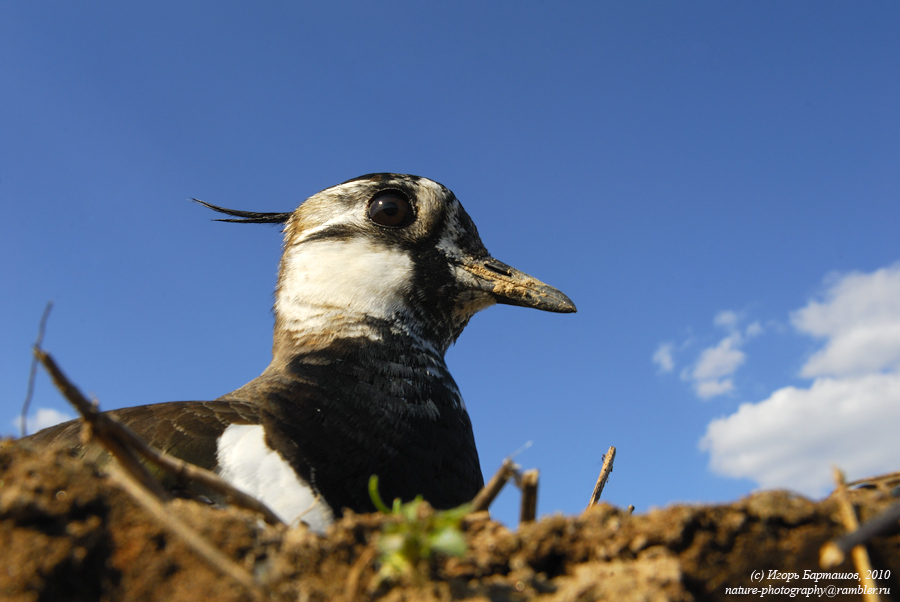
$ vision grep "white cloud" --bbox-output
[696,377,736,399]
[684,312,760,400]
[702,374,900,494]
[792,266,900,377]
[11,407,75,436]
[713,309,741,330]
[657,311,764,399]
[652,342,675,373]
[702,264,900,496]
[690,335,745,400]
[693,334,745,381]
[745,321,763,338]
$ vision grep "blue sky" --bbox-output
[2,2,898,526]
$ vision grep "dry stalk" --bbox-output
[34,346,171,500]
[471,458,519,512]
[587,446,616,508]
[825,500,900,564]
[845,470,900,492]
[470,458,543,525]
[819,468,880,602]
[119,427,283,525]
[341,546,377,602]
[107,463,266,601]
[34,345,271,599]
[519,469,539,524]
[33,345,283,526]
[21,302,54,437]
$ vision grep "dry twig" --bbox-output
[33,345,270,600]
[587,446,616,508]
[469,458,543,525]
[519,469,539,524]
[20,302,54,437]
[116,424,283,525]
[845,470,900,493]
[469,458,542,525]
[34,346,171,500]
[471,458,519,512]
[819,468,880,602]
[33,345,283,526]
[341,546,377,602]
[107,463,266,601]
[823,500,900,567]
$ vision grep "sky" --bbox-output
[2,2,898,527]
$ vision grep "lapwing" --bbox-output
[26,173,576,532]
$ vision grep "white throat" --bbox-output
[275,238,414,339]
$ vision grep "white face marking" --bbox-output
[271,175,492,365]
[216,424,334,533]
[276,238,414,332]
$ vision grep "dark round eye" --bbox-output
[368,190,414,228]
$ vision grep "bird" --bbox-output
[25,173,576,532]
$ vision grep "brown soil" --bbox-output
[1,440,897,602]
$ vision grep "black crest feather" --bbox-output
[191,198,292,224]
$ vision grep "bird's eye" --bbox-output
[368,190,414,228]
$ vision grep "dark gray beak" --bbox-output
[461,257,576,313]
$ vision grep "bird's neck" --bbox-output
[231,237,471,410]
[272,306,448,357]
[224,293,463,412]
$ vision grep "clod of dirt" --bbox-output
[1,440,897,601]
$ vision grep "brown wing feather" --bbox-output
[23,399,260,474]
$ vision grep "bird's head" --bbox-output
[196,173,575,355]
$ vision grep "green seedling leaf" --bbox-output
[368,474,391,514]
[367,474,470,586]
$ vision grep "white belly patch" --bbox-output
[216,424,334,533]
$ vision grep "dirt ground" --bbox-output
[1,440,897,602]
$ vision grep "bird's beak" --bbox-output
[460,257,577,313]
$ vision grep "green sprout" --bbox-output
[368,475,470,583]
